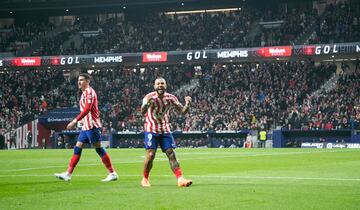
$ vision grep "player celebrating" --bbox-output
[141,77,192,187]
[54,73,118,182]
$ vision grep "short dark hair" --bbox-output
[79,73,92,82]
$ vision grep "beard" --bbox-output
[156,87,165,95]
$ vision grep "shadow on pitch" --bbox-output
[146,182,249,188]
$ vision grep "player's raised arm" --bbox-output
[173,96,192,115]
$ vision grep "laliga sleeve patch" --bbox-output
[86,93,93,103]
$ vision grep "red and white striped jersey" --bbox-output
[78,87,102,130]
[143,91,181,134]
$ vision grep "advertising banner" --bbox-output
[0,42,359,68]
[301,142,360,149]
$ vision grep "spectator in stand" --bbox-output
[309,1,360,44]
[2,59,359,134]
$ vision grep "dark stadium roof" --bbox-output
[0,0,314,17]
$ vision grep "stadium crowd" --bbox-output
[1,1,358,56]
[309,1,360,44]
[300,66,360,130]
[0,21,54,54]
[3,58,360,135]
[213,7,319,48]
[69,12,239,54]
[2,58,360,139]
[1,1,360,150]
[257,8,319,46]
[81,60,338,133]
[0,69,76,131]
[174,61,339,132]
[0,64,194,134]
[24,11,242,56]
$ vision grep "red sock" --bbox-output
[101,153,114,173]
[67,154,81,174]
[143,170,149,179]
[173,167,183,179]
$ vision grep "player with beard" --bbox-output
[140,77,193,187]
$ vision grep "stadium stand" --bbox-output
[1,1,356,56]
[0,21,53,55]
[0,1,359,148]
[309,1,360,44]
[0,60,342,135]
[0,69,75,131]
[30,11,241,55]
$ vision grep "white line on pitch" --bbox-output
[0,150,348,172]
[0,174,359,182]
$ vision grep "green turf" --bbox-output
[0,148,359,210]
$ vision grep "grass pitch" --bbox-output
[0,148,359,210]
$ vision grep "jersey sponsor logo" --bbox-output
[142,52,168,62]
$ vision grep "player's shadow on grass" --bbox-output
[150,182,247,187]
[186,183,248,187]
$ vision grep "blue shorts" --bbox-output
[78,127,102,144]
[144,132,176,152]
